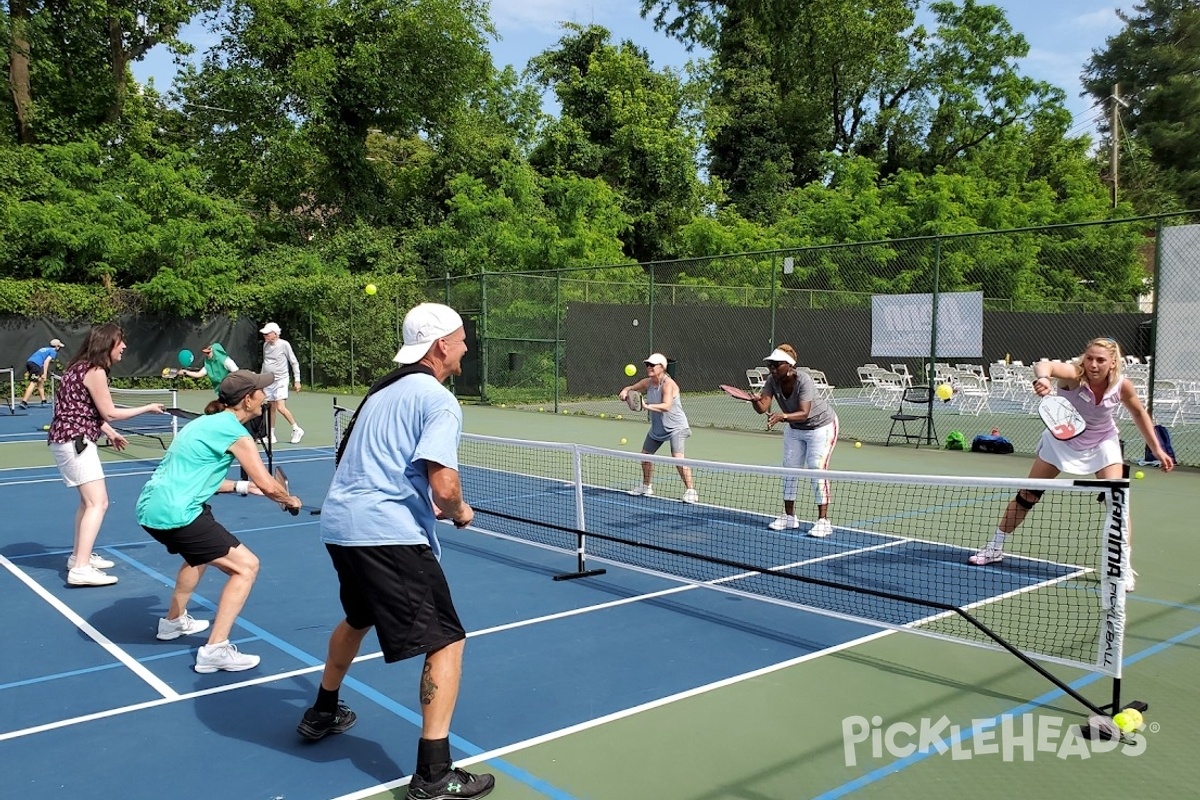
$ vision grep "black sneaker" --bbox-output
[17,400,27,410]
[407,767,495,799]
[296,703,357,740]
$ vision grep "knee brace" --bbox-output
[1015,489,1044,510]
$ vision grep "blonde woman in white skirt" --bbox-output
[967,338,1174,590]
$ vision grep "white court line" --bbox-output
[328,629,896,800]
[0,547,890,742]
[0,554,178,701]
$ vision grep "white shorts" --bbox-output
[266,376,289,401]
[51,440,105,487]
[1036,430,1123,475]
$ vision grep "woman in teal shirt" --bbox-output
[136,370,302,674]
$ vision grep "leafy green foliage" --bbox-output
[528,23,704,261]
[1084,0,1200,210]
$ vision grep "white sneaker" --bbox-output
[195,641,260,673]
[809,518,833,538]
[628,484,653,497]
[682,488,698,504]
[290,426,305,444]
[157,613,211,641]
[67,552,115,570]
[67,565,118,586]
[768,515,799,531]
[968,545,1004,565]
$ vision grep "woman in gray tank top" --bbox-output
[618,353,698,503]
[750,344,839,537]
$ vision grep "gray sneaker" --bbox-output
[157,613,211,641]
[194,641,260,673]
[407,767,495,800]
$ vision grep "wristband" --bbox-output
[235,480,250,496]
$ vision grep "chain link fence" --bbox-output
[420,214,1200,467]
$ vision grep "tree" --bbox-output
[643,0,1071,205]
[3,0,216,143]
[178,0,493,224]
[527,23,704,262]
[1084,0,1200,209]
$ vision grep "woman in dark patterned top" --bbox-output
[48,323,165,587]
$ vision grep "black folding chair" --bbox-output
[886,385,937,448]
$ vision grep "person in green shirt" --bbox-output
[179,343,237,391]
[136,370,302,674]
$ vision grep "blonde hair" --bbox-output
[1072,337,1124,389]
[777,344,799,363]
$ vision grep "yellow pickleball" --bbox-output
[855,441,862,448]
[620,437,627,444]
[1134,470,1144,480]
[935,383,953,401]
[624,364,637,377]
[365,283,377,295]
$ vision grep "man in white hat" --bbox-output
[19,337,66,408]
[299,303,495,799]
[258,322,304,444]
[618,352,698,503]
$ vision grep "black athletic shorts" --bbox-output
[141,505,242,567]
[325,542,466,663]
[25,361,43,381]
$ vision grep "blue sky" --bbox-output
[133,0,1124,140]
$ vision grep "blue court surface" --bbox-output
[0,446,1088,799]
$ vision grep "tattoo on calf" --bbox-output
[420,663,437,705]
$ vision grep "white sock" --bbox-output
[990,529,1008,549]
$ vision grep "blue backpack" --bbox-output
[1143,424,1175,465]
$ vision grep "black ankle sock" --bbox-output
[314,685,339,714]
[416,737,452,781]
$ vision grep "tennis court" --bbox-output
[1,390,1198,799]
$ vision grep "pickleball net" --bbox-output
[332,406,1133,717]
[52,376,179,447]
[1,368,15,413]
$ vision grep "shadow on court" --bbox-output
[190,677,410,791]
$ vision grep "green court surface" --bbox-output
[6,390,1198,799]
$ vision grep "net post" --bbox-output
[553,442,606,581]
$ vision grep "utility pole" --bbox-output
[1111,83,1120,208]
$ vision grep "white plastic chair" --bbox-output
[956,374,991,415]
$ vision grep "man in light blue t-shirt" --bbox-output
[298,303,494,799]
[19,337,64,408]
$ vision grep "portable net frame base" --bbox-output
[456,432,1138,726]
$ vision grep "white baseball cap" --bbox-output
[644,353,668,367]
[259,322,281,335]
[763,348,796,366]
[394,303,464,364]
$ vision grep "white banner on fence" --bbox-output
[871,292,983,358]
[1156,224,1200,382]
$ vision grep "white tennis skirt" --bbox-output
[50,440,105,487]
[1036,430,1123,475]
